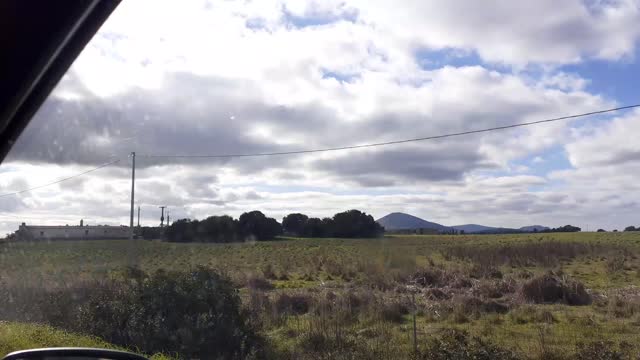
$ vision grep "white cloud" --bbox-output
[352,0,640,66]
[566,109,640,167]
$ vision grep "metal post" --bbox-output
[159,206,166,227]
[129,152,135,239]
[412,291,417,358]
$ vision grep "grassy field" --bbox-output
[0,322,170,360]
[2,232,640,358]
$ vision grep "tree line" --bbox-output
[539,225,581,233]
[282,210,384,238]
[165,209,384,243]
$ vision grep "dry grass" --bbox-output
[518,271,591,306]
[3,233,640,359]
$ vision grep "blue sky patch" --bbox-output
[282,6,358,28]
[245,18,267,30]
[414,47,507,72]
[321,69,359,83]
[562,49,640,105]
[522,147,574,177]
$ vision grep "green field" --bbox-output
[2,232,640,359]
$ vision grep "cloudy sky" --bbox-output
[2,0,640,234]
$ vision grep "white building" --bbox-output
[17,222,130,241]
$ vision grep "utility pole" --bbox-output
[159,206,166,227]
[166,209,170,226]
[129,152,135,239]
[137,206,140,227]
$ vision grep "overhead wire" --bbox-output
[0,103,638,196]
[0,159,120,198]
[138,104,640,159]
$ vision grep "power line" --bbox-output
[0,159,120,198]
[138,104,640,159]
[0,104,637,197]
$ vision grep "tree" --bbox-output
[331,209,384,238]
[165,219,197,242]
[559,225,581,232]
[321,217,336,237]
[300,217,326,237]
[238,211,282,241]
[282,213,309,236]
[597,229,606,232]
[543,225,581,233]
[624,226,637,232]
[138,226,164,240]
[197,215,238,243]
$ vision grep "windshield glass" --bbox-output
[2,1,640,359]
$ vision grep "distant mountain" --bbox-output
[475,227,522,234]
[376,212,548,234]
[453,224,549,234]
[451,224,497,233]
[519,225,550,232]
[376,212,450,231]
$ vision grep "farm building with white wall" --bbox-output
[17,223,130,241]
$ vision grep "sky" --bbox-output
[1,0,640,234]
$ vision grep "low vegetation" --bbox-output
[2,231,640,358]
[0,267,261,359]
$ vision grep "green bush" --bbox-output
[78,267,263,359]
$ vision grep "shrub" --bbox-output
[469,265,503,279]
[275,293,312,315]
[412,266,465,288]
[419,329,520,360]
[425,288,450,300]
[413,267,447,287]
[78,267,262,359]
[247,276,274,290]
[473,279,516,299]
[380,300,410,323]
[344,290,372,311]
[519,271,591,305]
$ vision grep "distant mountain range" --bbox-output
[376,212,549,234]
[376,212,450,231]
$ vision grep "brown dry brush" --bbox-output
[592,286,640,319]
[518,271,591,306]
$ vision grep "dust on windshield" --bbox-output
[2,1,640,359]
